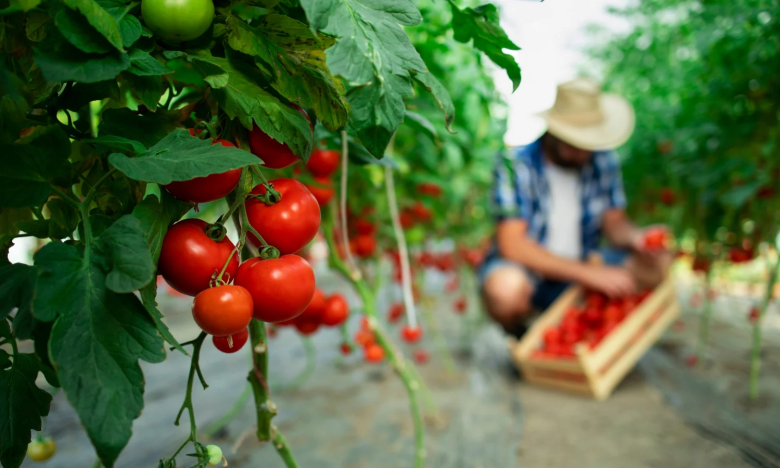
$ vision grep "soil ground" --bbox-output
[22,269,779,468]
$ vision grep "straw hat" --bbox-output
[538,78,635,151]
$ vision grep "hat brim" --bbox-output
[538,94,635,151]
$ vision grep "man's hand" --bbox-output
[576,265,637,298]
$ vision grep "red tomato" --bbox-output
[355,329,375,347]
[352,234,376,258]
[748,307,760,324]
[401,325,422,343]
[543,328,561,349]
[729,247,754,263]
[585,292,606,310]
[364,343,385,363]
[248,106,310,169]
[306,149,340,177]
[410,202,432,221]
[158,219,239,297]
[294,319,320,335]
[267,325,278,337]
[453,297,466,314]
[757,186,776,199]
[400,211,415,229]
[387,303,404,323]
[643,227,668,250]
[685,354,698,367]
[321,294,349,327]
[304,176,335,207]
[163,129,241,203]
[192,285,253,336]
[298,288,326,322]
[692,256,711,273]
[212,328,249,353]
[435,254,455,272]
[246,179,321,254]
[413,349,429,365]
[353,218,375,235]
[418,252,435,267]
[445,276,459,293]
[417,182,442,197]
[234,255,315,323]
[340,342,352,355]
[660,187,675,206]
[603,304,624,325]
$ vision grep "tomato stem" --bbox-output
[271,426,300,468]
[247,319,276,440]
[171,332,208,461]
[338,129,361,279]
[749,252,780,400]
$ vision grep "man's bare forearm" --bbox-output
[497,220,587,282]
[602,209,641,249]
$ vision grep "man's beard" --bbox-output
[546,144,585,169]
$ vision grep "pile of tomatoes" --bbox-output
[532,290,651,359]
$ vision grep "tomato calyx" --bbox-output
[205,222,228,242]
[248,183,283,206]
[259,245,281,260]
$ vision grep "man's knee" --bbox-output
[482,266,533,324]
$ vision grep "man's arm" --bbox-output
[497,219,636,297]
[602,209,643,250]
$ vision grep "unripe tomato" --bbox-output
[158,219,239,296]
[206,445,223,466]
[304,176,335,207]
[27,437,56,462]
[234,255,315,323]
[298,288,326,322]
[212,328,249,353]
[294,319,319,335]
[364,343,385,363]
[246,179,321,254]
[352,234,376,258]
[400,325,422,343]
[192,285,253,336]
[248,106,310,169]
[306,149,340,177]
[321,294,349,327]
[142,0,214,42]
[163,130,241,203]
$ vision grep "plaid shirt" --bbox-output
[492,137,627,259]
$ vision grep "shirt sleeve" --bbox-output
[493,152,534,222]
[604,151,627,209]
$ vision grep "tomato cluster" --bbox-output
[276,289,350,335]
[400,201,433,229]
[301,148,340,207]
[532,290,651,359]
[354,318,385,364]
[249,106,311,169]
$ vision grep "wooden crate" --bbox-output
[510,275,679,400]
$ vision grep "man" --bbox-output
[480,78,671,337]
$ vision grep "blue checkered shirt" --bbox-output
[492,137,627,259]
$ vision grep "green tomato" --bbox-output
[27,437,56,462]
[141,0,214,42]
[205,444,223,466]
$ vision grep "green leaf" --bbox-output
[131,191,191,264]
[55,6,114,54]
[99,108,177,147]
[95,215,155,293]
[58,80,120,111]
[0,354,52,468]
[4,0,40,13]
[127,49,172,76]
[33,239,165,466]
[26,10,51,42]
[122,73,164,111]
[34,31,131,84]
[0,126,71,209]
[110,128,260,183]
[225,14,348,131]
[140,282,186,355]
[189,55,314,159]
[0,263,35,320]
[449,2,521,91]
[46,198,80,239]
[97,0,142,47]
[0,97,34,144]
[0,208,32,239]
[84,135,146,154]
[300,0,426,157]
[16,220,49,238]
[404,110,439,142]
[63,0,125,52]
[414,72,455,133]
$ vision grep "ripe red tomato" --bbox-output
[234,255,315,323]
[192,285,253,336]
[729,247,754,263]
[401,325,422,343]
[248,106,310,169]
[352,234,376,258]
[364,343,385,363]
[340,342,352,355]
[246,179,321,254]
[306,149,340,177]
[158,219,239,296]
[417,182,442,197]
[399,211,415,229]
[298,288,326,322]
[748,307,760,324]
[685,354,698,367]
[353,218,375,235]
[435,254,455,272]
[643,227,668,250]
[413,349,429,365]
[355,329,375,347]
[453,297,466,314]
[445,276,459,293]
[660,187,675,206]
[387,302,404,323]
[212,328,249,353]
[304,176,335,207]
[410,202,432,221]
[692,256,711,273]
[321,293,349,326]
[543,328,561,348]
[294,319,319,335]
[163,130,241,203]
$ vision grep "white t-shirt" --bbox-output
[543,160,582,260]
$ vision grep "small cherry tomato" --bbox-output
[158,219,239,297]
[306,149,340,177]
[234,255,315,323]
[353,218,375,235]
[417,182,442,197]
[248,106,310,169]
[643,227,668,250]
[212,328,249,353]
[413,349,429,365]
[354,329,375,347]
[246,179,321,254]
[321,293,349,327]
[27,437,56,462]
[352,234,376,258]
[401,325,422,343]
[340,342,352,355]
[387,303,404,323]
[410,202,432,221]
[304,176,335,207]
[453,297,466,314]
[206,444,223,466]
[364,343,385,363]
[660,187,675,206]
[193,285,253,336]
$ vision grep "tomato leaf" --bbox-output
[0,263,35,320]
[110,128,261,183]
[58,80,121,111]
[139,282,187,355]
[131,192,190,265]
[33,31,131,84]
[95,215,155,293]
[126,49,172,76]
[55,6,115,54]
[98,108,177,147]
[0,353,53,468]
[225,14,348,131]
[84,135,146,154]
[413,72,455,133]
[0,125,71,209]
[0,208,32,239]
[63,0,125,52]
[46,198,80,239]
[449,2,521,91]
[122,73,164,111]
[300,0,426,157]
[33,235,165,466]
[188,54,314,159]
[97,0,143,48]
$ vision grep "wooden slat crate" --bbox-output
[510,275,679,400]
